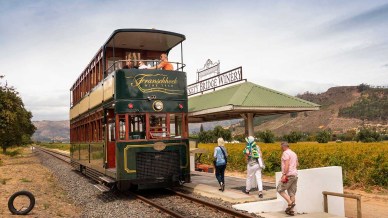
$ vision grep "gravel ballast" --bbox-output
[36,151,168,218]
[36,150,261,218]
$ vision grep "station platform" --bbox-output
[182,171,345,218]
[182,171,277,203]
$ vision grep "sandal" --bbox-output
[286,210,295,216]
[285,202,296,212]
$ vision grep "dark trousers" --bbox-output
[215,164,226,184]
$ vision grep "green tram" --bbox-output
[69,29,190,190]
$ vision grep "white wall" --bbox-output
[233,166,345,216]
[276,166,345,216]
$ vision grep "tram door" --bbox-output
[106,109,116,168]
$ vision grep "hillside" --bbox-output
[234,85,387,136]
[31,86,387,140]
[32,120,69,142]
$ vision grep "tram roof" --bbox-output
[188,81,320,123]
[104,29,186,51]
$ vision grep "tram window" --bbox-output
[130,115,145,139]
[169,114,182,138]
[108,121,115,141]
[119,116,126,140]
[150,114,167,138]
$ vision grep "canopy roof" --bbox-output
[104,29,185,52]
[188,81,320,123]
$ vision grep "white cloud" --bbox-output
[1,0,388,120]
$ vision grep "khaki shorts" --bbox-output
[277,176,298,196]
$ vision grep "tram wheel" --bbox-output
[8,190,35,215]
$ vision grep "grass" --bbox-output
[0,178,11,185]
[39,143,70,151]
[4,148,22,157]
[20,178,32,183]
[43,203,50,210]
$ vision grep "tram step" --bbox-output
[99,176,116,184]
[93,184,110,192]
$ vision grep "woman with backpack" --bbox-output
[242,136,265,198]
[213,137,228,192]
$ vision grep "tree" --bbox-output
[0,76,36,153]
[283,131,303,143]
[233,134,246,142]
[197,125,232,143]
[199,124,204,132]
[212,125,232,142]
[355,128,382,143]
[316,130,331,143]
[255,130,275,143]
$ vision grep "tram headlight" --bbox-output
[153,100,164,111]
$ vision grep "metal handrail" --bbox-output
[106,59,185,74]
[322,191,361,218]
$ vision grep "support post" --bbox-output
[247,113,254,136]
[322,191,361,218]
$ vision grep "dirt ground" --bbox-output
[226,171,388,218]
[0,147,80,217]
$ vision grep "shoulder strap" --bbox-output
[218,146,227,159]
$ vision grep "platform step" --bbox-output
[94,184,110,192]
[99,176,116,184]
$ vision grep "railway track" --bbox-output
[34,146,70,163]
[131,188,255,218]
[35,147,256,218]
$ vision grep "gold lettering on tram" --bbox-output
[127,74,183,95]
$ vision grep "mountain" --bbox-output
[32,120,70,142]
[233,85,388,136]
[189,119,241,134]
[31,85,387,141]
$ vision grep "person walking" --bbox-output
[213,137,228,192]
[277,141,299,216]
[242,136,265,198]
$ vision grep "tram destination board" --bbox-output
[187,67,243,96]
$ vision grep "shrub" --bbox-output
[255,130,275,143]
[233,134,245,143]
[197,126,232,143]
[337,130,357,141]
[198,130,214,143]
[4,148,22,157]
[283,131,303,143]
[355,128,382,142]
[198,141,388,189]
[316,130,331,143]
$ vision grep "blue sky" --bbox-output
[1,0,387,121]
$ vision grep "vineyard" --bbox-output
[198,141,388,188]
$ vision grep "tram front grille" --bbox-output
[136,151,180,179]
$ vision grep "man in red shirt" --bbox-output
[149,53,173,70]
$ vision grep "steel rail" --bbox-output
[169,189,255,218]
[129,191,185,218]
[34,147,185,217]
[35,146,252,217]
[34,146,70,163]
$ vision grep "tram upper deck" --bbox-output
[69,29,186,113]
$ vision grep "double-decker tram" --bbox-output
[69,29,189,190]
